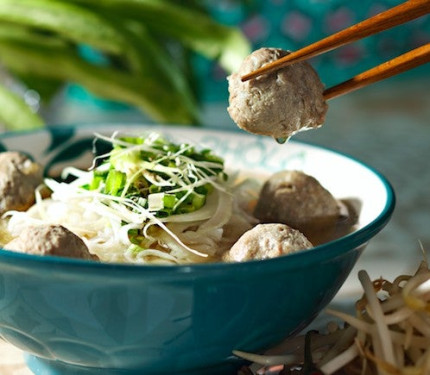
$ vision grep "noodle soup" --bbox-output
[0,130,357,265]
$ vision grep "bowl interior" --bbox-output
[0,123,392,237]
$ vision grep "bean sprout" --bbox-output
[235,258,430,375]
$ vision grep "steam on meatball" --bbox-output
[224,223,312,262]
[5,224,96,260]
[254,170,340,245]
[0,151,43,215]
[227,48,328,139]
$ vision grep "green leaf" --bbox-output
[0,0,126,54]
[0,81,45,130]
[0,0,249,126]
[66,0,251,72]
[0,39,197,124]
[13,74,64,103]
[102,17,200,122]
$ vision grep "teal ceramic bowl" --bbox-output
[0,124,395,375]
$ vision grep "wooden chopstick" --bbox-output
[323,43,430,100]
[241,0,430,82]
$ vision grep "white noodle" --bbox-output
[3,132,259,264]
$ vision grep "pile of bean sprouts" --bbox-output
[235,257,430,375]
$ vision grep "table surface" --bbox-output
[1,77,429,374]
[0,340,30,375]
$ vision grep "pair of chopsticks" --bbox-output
[241,0,430,100]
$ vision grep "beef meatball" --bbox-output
[0,151,43,215]
[227,48,327,139]
[5,224,96,260]
[224,223,312,262]
[254,170,340,245]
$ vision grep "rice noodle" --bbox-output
[198,190,233,231]
[4,180,255,264]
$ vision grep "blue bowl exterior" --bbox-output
[0,124,395,373]
[0,242,365,373]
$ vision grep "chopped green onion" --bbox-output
[128,229,152,248]
[163,194,177,209]
[195,183,213,195]
[149,184,160,194]
[83,132,227,218]
[105,169,126,195]
[191,193,206,210]
[90,169,108,190]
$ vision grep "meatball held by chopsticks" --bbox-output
[227,48,328,140]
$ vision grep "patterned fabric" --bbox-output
[196,0,430,102]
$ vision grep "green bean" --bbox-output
[0,82,44,130]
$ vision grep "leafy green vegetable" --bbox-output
[66,0,250,72]
[0,0,250,130]
[0,39,198,123]
[0,0,126,53]
[0,81,44,130]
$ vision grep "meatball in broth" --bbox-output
[227,48,328,139]
[223,223,312,262]
[5,225,97,260]
[0,151,43,215]
[254,170,340,245]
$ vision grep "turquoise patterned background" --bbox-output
[193,0,430,102]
